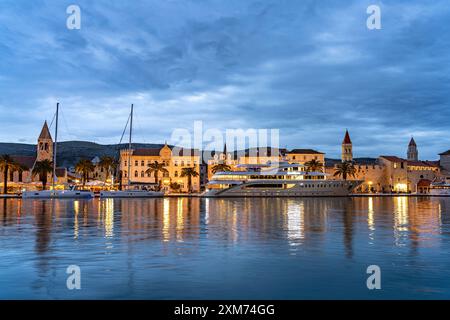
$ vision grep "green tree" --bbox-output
[145,161,168,190]
[333,161,356,181]
[0,155,21,194]
[180,167,199,193]
[211,163,231,174]
[98,156,117,184]
[304,159,324,173]
[75,159,95,187]
[169,182,181,193]
[32,159,53,190]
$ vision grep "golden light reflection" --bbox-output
[104,199,114,238]
[162,198,170,242]
[176,198,184,242]
[368,197,375,231]
[73,200,79,239]
[394,196,409,246]
[205,198,210,225]
[286,200,305,244]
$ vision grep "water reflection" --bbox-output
[0,197,449,299]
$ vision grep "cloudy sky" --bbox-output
[0,0,449,159]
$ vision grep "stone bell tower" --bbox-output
[341,129,353,162]
[407,137,418,161]
[37,121,53,162]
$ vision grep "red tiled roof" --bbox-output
[171,147,200,157]
[132,147,200,157]
[287,149,324,155]
[133,148,161,156]
[11,156,36,169]
[342,130,352,144]
[55,168,66,177]
[417,179,431,187]
[38,121,52,140]
[380,156,405,163]
[407,160,440,168]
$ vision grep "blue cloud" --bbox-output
[0,0,449,159]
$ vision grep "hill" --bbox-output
[0,141,165,167]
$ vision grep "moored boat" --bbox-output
[430,182,450,196]
[204,162,362,197]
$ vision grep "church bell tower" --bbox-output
[407,137,418,161]
[37,121,53,162]
[341,129,353,162]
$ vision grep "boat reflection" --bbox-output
[0,197,447,256]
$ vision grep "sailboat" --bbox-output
[22,103,94,199]
[100,104,164,198]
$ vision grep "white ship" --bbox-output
[430,180,450,196]
[204,162,362,197]
[22,186,94,199]
[22,103,94,199]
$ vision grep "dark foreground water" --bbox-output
[0,197,449,299]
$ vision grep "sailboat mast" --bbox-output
[127,104,133,186]
[52,102,59,190]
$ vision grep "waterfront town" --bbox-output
[1,121,449,195]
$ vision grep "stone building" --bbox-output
[0,121,67,192]
[325,130,441,193]
[407,137,418,161]
[341,130,353,162]
[286,149,325,165]
[119,143,201,192]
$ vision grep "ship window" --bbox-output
[243,184,283,189]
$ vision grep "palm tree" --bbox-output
[304,159,324,173]
[211,163,231,174]
[98,156,116,184]
[0,155,21,194]
[180,167,199,193]
[145,161,168,190]
[32,159,53,190]
[169,182,181,193]
[333,161,356,181]
[75,159,95,187]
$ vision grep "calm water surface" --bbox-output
[0,197,449,299]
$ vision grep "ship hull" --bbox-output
[204,180,363,197]
[22,190,94,199]
[100,190,164,198]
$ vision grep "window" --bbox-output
[181,161,185,166]
[175,171,178,177]
[135,160,138,166]
[134,171,138,177]
[174,161,178,166]
[141,160,145,166]
[123,170,127,177]
[124,161,127,167]
[141,171,145,177]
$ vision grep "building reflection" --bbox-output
[0,196,447,269]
